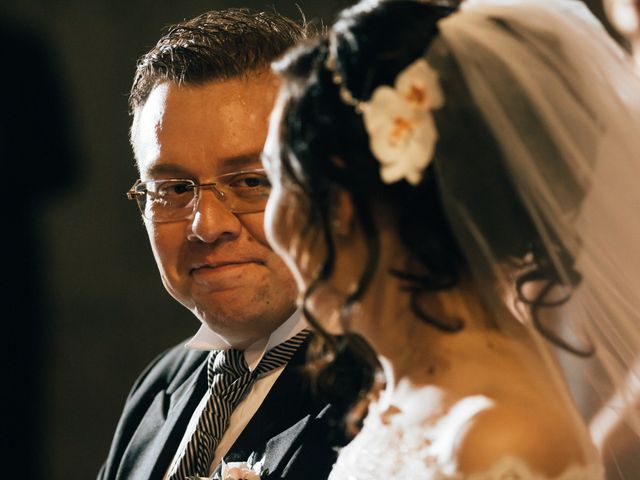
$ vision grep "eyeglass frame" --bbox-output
[126,167,270,223]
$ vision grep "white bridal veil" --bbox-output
[430,0,640,472]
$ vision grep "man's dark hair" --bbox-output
[129,8,307,113]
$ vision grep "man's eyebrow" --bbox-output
[220,153,262,169]
[145,163,189,177]
[144,154,263,178]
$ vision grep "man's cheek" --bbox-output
[241,213,270,246]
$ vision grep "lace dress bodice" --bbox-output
[329,393,603,480]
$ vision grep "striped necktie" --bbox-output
[168,329,310,480]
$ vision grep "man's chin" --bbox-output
[191,287,265,318]
[199,315,285,349]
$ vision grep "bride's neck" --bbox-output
[352,263,497,391]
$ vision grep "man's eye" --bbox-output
[229,174,271,189]
[145,181,195,208]
[157,181,194,196]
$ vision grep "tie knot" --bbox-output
[208,349,248,384]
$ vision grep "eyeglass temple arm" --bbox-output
[126,179,143,200]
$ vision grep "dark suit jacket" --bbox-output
[98,336,370,480]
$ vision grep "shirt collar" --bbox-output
[184,309,308,371]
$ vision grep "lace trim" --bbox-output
[465,457,603,480]
[331,454,602,480]
[329,397,603,480]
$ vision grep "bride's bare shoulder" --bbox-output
[453,399,590,477]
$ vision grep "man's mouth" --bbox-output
[189,259,264,275]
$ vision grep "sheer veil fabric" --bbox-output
[429,0,640,469]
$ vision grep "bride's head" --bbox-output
[262,1,640,468]
[262,0,591,350]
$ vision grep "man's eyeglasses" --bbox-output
[126,168,270,223]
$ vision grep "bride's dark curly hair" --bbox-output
[272,0,590,356]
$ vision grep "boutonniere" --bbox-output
[188,453,268,480]
[216,458,265,480]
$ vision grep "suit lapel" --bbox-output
[222,341,319,470]
[113,336,365,479]
[118,354,209,480]
[220,336,372,479]
[261,404,334,477]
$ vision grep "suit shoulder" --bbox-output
[127,339,208,399]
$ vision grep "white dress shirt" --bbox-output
[164,309,307,478]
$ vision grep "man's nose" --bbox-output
[186,188,241,243]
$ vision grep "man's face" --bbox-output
[131,72,298,348]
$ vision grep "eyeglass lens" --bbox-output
[133,170,270,222]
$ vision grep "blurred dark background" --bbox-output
[0,0,623,478]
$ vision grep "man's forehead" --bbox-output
[132,83,170,139]
[132,74,278,177]
[142,70,277,106]
[134,73,279,132]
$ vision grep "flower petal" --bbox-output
[380,161,408,184]
[396,58,444,110]
[360,58,443,186]
[362,87,410,136]
[373,113,438,184]
[410,115,438,170]
[405,168,423,186]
